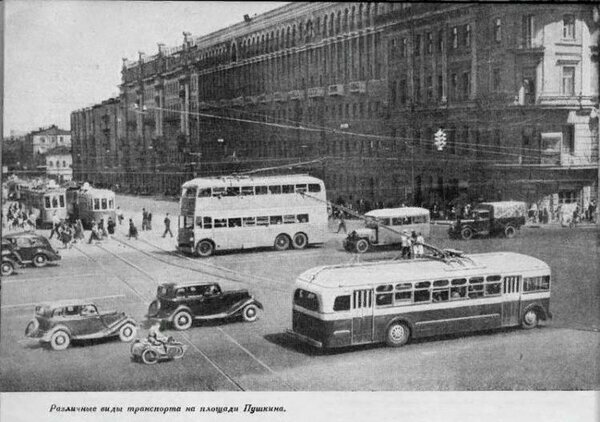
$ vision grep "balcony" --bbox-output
[288,90,305,101]
[328,84,345,96]
[348,81,367,94]
[307,87,325,98]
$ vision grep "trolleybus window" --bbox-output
[485,275,502,296]
[255,186,268,195]
[243,217,256,227]
[203,217,212,229]
[432,280,450,302]
[93,198,100,210]
[414,281,431,302]
[257,216,269,226]
[52,197,58,208]
[450,278,467,299]
[109,199,114,209]
[376,284,393,306]
[524,276,550,292]
[101,198,107,210]
[268,185,281,194]
[283,215,296,224]
[333,295,351,311]
[294,289,319,311]
[214,218,227,228]
[308,183,321,192]
[468,277,484,298]
[198,188,211,197]
[226,187,240,197]
[212,187,226,197]
[282,184,294,194]
[295,184,307,193]
[184,187,197,197]
[298,213,309,223]
[270,216,283,225]
[241,186,254,196]
[59,196,65,207]
[195,216,202,227]
[395,283,412,303]
[228,218,241,228]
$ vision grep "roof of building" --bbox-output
[31,125,70,137]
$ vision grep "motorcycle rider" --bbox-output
[147,322,170,353]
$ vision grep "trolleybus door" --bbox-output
[501,275,521,326]
[351,289,374,344]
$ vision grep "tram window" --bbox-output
[524,276,550,292]
[432,290,449,302]
[376,284,393,292]
[283,215,296,224]
[282,184,294,194]
[212,187,226,197]
[485,282,501,296]
[59,196,65,207]
[45,197,51,208]
[94,198,100,210]
[241,186,254,196]
[433,280,449,287]
[198,188,211,197]
[226,187,240,197]
[243,217,256,227]
[414,289,430,302]
[214,218,227,228]
[109,199,114,209]
[195,217,203,228]
[376,293,393,306]
[297,214,309,223]
[294,289,320,311]
[203,217,212,229]
[255,186,268,195]
[184,187,197,197]
[257,216,269,226]
[308,183,321,192]
[268,185,282,194]
[101,198,108,210]
[333,295,350,311]
[295,184,307,193]
[52,197,58,208]
[228,218,242,228]
[270,215,283,225]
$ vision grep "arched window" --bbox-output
[358,4,363,28]
[351,6,355,30]
[287,27,291,48]
[270,31,274,52]
[63,160,67,167]
[298,21,303,43]
[275,30,280,50]
[336,11,341,34]
[292,25,296,46]
[56,161,60,168]
[344,9,349,31]
[323,15,328,36]
[261,34,265,54]
[231,43,237,62]
[329,13,334,36]
[315,17,320,36]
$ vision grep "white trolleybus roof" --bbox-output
[182,174,323,189]
[298,252,550,289]
[365,207,430,218]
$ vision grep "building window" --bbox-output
[426,76,433,101]
[494,18,502,42]
[426,32,432,54]
[414,77,421,101]
[450,73,458,100]
[437,74,443,99]
[452,27,458,49]
[462,72,470,99]
[401,38,407,57]
[400,79,407,104]
[437,29,443,52]
[414,34,421,56]
[562,66,575,95]
[563,15,575,39]
[464,24,471,48]
[563,125,575,154]
[493,68,501,91]
[522,15,534,48]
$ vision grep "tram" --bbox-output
[18,180,68,228]
[66,183,116,228]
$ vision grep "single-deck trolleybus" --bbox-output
[177,174,328,257]
[287,251,551,349]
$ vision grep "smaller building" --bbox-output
[30,125,71,155]
[45,146,73,182]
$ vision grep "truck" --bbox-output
[448,201,527,240]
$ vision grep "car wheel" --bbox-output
[50,330,70,351]
[521,309,539,329]
[385,322,410,347]
[118,323,137,342]
[32,254,48,268]
[355,239,370,254]
[196,240,214,258]
[173,310,193,331]
[274,234,290,251]
[242,304,259,322]
[141,349,159,365]
[147,300,160,317]
[292,232,308,249]
[1,261,14,276]
[504,225,516,238]
[460,227,473,240]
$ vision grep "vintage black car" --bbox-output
[3,233,61,268]
[2,238,23,276]
[25,301,138,350]
[147,282,263,330]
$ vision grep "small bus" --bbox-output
[343,207,430,253]
[177,175,328,257]
[287,252,551,349]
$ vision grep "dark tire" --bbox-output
[274,234,291,251]
[292,232,308,249]
[173,310,193,331]
[242,304,259,322]
[118,323,137,342]
[355,238,370,254]
[147,300,160,317]
[504,225,516,238]
[195,240,214,258]
[141,349,159,365]
[385,322,410,347]
[33,254,48,268]
[50,330,70,351]
[521,309,539,329]
[1,261,15,276]
[460,227,473,240]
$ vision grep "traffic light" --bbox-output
[434,128,447,151]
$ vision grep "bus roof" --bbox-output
[365,207,429,218]
[298,252,550,289]
[182,174,323,189]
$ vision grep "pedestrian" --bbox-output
[98,219,108,238]
[411,231,418,258]
[60,225,73,249]
[147,211,153,230]
[416,232,425,258]
[88,221,101,244]
[162,213,173,238]
[542,208,549,224]
[74,219,85,243]
[141,208,148,231]
[128,219,138,240]
[26,213,36,232]
[336,212,347,234]
[49,211,61,238]
[116,207,124,225]
[400,230,411,259]
[588,200,596,223]
[107,217,116,235]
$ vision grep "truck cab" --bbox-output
[449,201,526,240]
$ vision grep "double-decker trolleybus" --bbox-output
[287,251,551,349]
[66,183,116,228]
[19,180,68,228]
[177,174,328,257]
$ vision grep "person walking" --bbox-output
[116,207,124,225]
[415,232,425,258]
[107,217,116,235]
[128,219,138,240]
[336,212,347,234]
[147,211,153,230]
[49,211,61,239]
[88,221,101,244]
[162,213,173,238]
[400,231,411,259]
[74,219,85,243]
[141,208,148,231]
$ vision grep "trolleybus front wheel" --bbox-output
[386,322,410,347]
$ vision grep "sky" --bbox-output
[3,0,287,137]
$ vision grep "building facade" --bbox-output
[45,146,73,182]
[71,2,599,212]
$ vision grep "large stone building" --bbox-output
[71,2,599,213]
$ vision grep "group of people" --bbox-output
[400,230,425,259]
[49,216,85,249]
[86,217,117,244]
[3,202,36,231]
